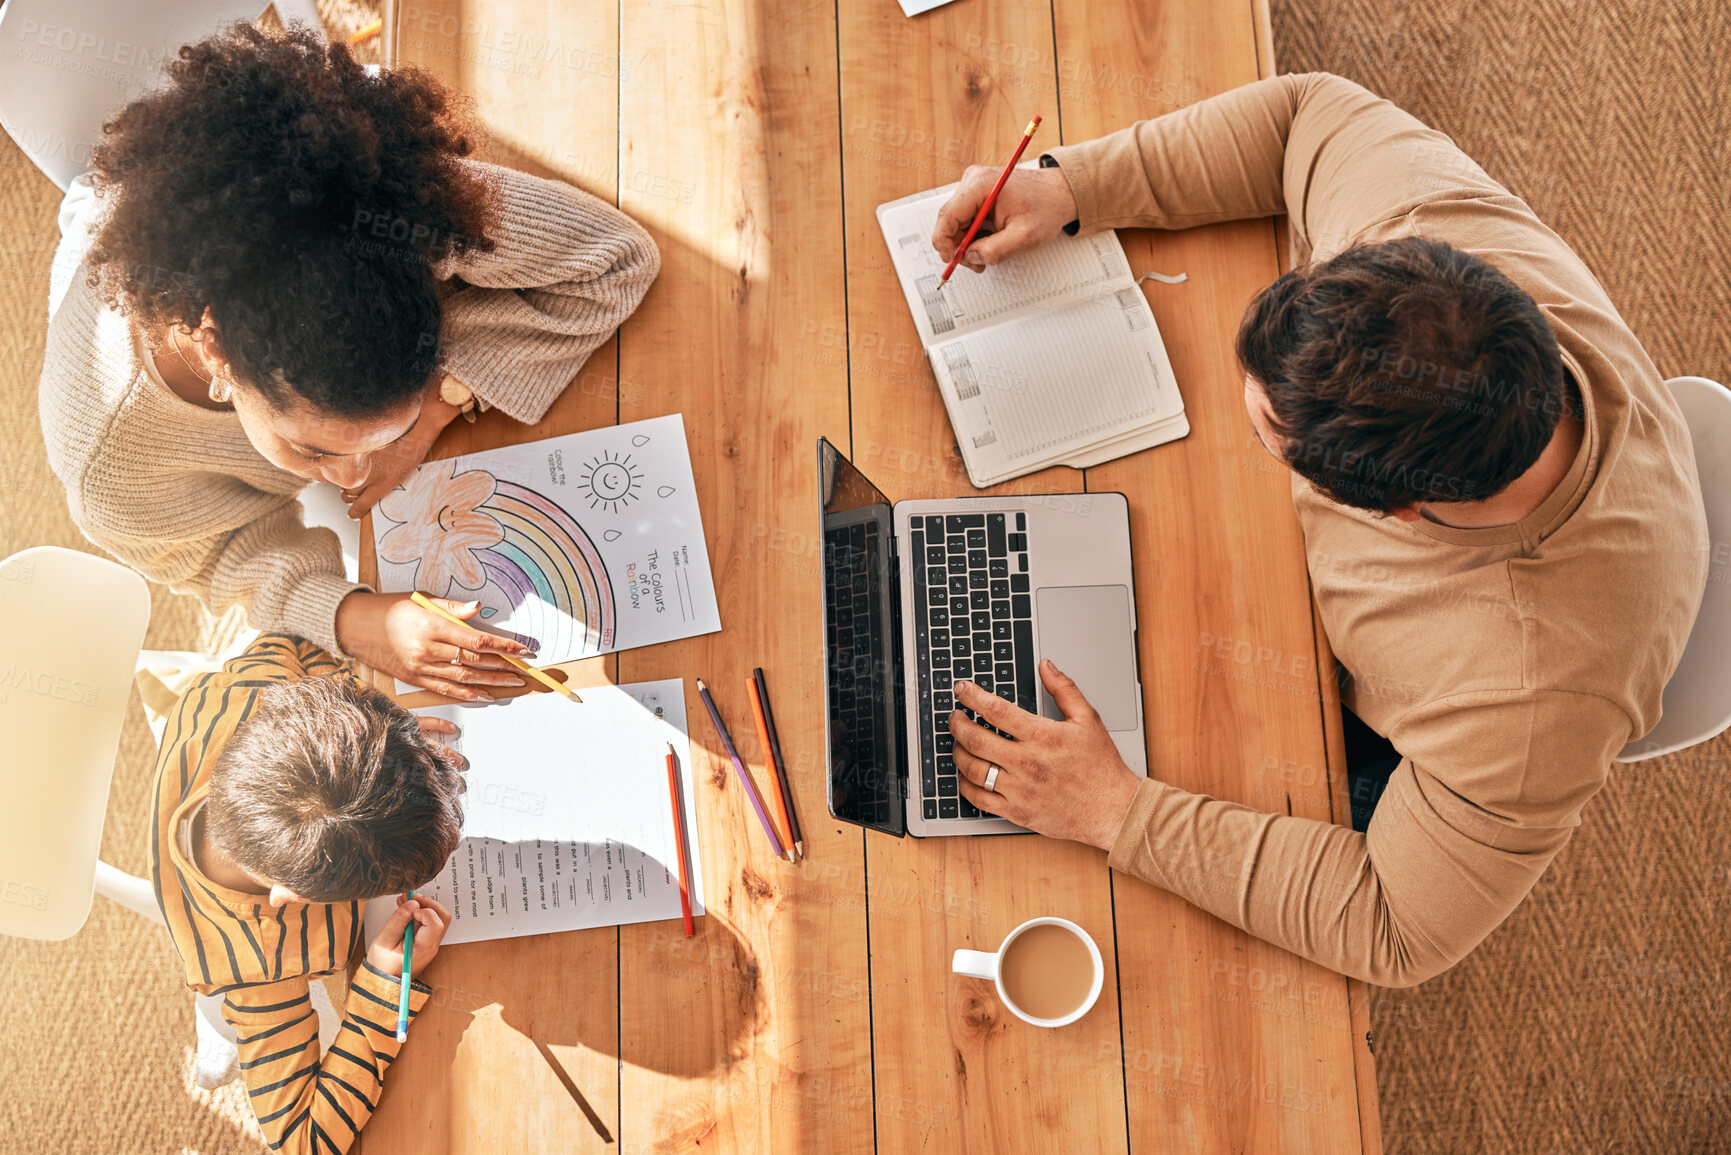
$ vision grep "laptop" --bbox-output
[818,437,1149,838]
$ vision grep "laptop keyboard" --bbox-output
[910,512,1035,821]
[824,520,896,828]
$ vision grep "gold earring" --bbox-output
[209,378,233,403]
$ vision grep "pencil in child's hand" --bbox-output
[695,678,787,857]
[747,674,795,860]
[396,891,416,1042]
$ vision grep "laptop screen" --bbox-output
[816,438,906,837]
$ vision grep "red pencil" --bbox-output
[940,114,1043,285]
[665,743,695,937]
[747,674,796,861]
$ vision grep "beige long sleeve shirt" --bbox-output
[1048,74,1707,986]
[39,161,659,656]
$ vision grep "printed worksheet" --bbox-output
[372,415,720,692]
[877,181,1188,486]
[363,679,704,945]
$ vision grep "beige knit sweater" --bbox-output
[1049,74,1706,986]
[39,161,659,656]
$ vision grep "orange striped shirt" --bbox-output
[150,634,429,1153]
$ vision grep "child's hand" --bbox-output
[366,894,453,979]
[416,716,467,770]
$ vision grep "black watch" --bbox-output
[1039,154,1081,236]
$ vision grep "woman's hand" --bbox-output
[948,659,1141,850]
[365,893,453,979]
[336,590,534,701]
[931,163,1078,272]
[342,392,462,520]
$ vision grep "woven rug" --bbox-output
[1271,1,1731,1152]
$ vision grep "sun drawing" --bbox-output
[577,451,645,514]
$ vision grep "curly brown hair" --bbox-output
[1237,237,1568,513]
[87,22,496,417]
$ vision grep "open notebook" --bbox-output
[877,180,1188,487]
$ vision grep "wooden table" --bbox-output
[359,0,1380,1150]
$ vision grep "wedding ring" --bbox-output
[983,764,1001,793]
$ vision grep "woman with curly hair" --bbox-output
[41,22,659,699]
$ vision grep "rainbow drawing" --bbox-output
[375,462,616,661]
[473,481,614,657]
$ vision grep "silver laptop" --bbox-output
[818,438,1148,838]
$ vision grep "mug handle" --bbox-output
[952,949,999,981]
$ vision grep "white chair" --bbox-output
[0,0,324,191]
[1619,376,1731,761]
[0,545,335,1090]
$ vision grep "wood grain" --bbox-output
[613,0,873,1150]
[835,1,1129,1151]
[1051,0,1367,1149]
[360,0,1377,1150]
[362,2,624,1151]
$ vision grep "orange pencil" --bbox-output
[939,114,1042,286]
[747,676,796,860]
[665,743,695,937]
[347,18,383,45]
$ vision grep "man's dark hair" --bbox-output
[87,21,496,417]
[206,676,466,902]
[1236,236,1569,512]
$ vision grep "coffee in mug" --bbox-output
[952,917,1104,1027]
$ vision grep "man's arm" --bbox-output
[222,964,430,1154]
[950,669,1626,986]
[937,72,1512,271]
[1111,761,1573,987]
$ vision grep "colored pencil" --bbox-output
[665,743,696,936]
[347,17,383,45]
[408,591,581,703]
[746,674,795,860]
[939,114,1043,286]
[395,890,416,1042]
[695,678,787,857]
[753,667,804,861]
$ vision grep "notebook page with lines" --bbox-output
[877,181,1188,487]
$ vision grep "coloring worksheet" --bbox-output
[371,415,721,688]
[362,679,705,945]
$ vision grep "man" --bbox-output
[933,73,1707,987]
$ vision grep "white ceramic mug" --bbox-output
[951,916,1105,1028]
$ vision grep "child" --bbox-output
[150,633,466,1153]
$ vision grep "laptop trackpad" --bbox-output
[1035,585,1138,731]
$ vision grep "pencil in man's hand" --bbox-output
[939,115,1043,286]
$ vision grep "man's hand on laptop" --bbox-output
[948,660,1140,849]
[930,164,1078,273]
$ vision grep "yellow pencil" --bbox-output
[408,591,582,703]
[347,18,383,45]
